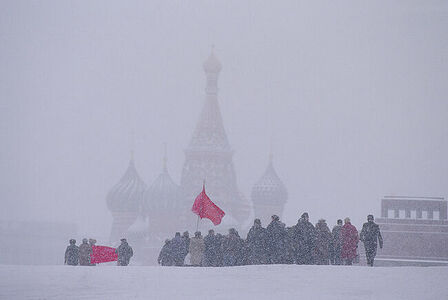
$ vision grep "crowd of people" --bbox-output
[158,213,383,267]
[64,238,133,266]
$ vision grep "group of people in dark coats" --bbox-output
[158,213,383,267]
[64,238,133,266]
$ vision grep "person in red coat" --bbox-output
[341,217,359,265]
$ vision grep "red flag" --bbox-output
[90,245,118,264]
[192,185,225,225]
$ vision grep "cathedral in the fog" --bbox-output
[106,51,288,260]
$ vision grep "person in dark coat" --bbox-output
[331,219,343,265]
[158,239,173,266]
[88,239,97,266]
[181,231,190,265]
[222,228,244,266]
[341,218,358,265]
[116,238,133,266]
[204,229,220,267]
[292,212,316,265]
[266,215,288,264]
[285,226,296,264]
[246,219,268,265]
[64,239,79,266]
[170,232,186,266]
[215,233,225,267]
[360,214,383,267]
[314,219,332,265]
[79,238,92,266]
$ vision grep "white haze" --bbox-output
[1,1,447,239]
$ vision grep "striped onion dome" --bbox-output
[251,157,288,205]
[143,163,183,214]
[106,159,147,213]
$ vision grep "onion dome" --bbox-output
[251,156,288,205]
[143,158,183,214]
[106,159,147,213]
[203,48,222,74]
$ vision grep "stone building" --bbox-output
[374,196,448,266]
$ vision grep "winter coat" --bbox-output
[331,225,343,252]
[204,234,220,267]
[65,244,79,266]
[222,233,244,266]
[292,219,317,264]
[79,242,92,266]
[360,221,383,250]
[170,236,186,266]
[116,241,133,266]
[341,223,359,260]
[189,237,205,266]
[314,221,332,264]
[266,220,288,264]
[246,225,268,264]
[158,241,173,266]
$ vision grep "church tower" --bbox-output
[180,50,250,227]
[251,154,288,225]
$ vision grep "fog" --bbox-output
[1,0,447,241]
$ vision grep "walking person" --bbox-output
[314,219,332,265]
[158,239,174,266]
[266,215,288,264]
[189,231,205,266]
[360,214,383,267]
[341,218,359,265]
[79,238,92,266]
[331,219,343,265]
[204,230,219,267]
[171,232,186,266]
[246,219,268,265]
[116,238,133,266]
[292,212,316,265]
[64,239,79,266]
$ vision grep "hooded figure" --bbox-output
[79,238,92,266]
[314,219,332,265]
[189,231,205,266]
[246,219,268,265]
[331,219,343,265]
[170,232,186,266]
[158,239,173,266]
[204,230,220,267]
[64,239,79,266]
[292,212,317,265]
[222,228,244,266]
[88,239,97,266]
[341,218,359,265]
[266,215,288,264]
[181,231,190,264]
[360,215,383,267]
[116,238,133,266]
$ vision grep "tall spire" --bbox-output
[181,50,250,226]
[187,49,230,152]
[203,46,222,95]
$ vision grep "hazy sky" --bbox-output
[1,1,447,237]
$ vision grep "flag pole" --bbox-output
[196,179,205,233]
[196,215,200,232]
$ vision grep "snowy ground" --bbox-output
[1,265,448,300]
